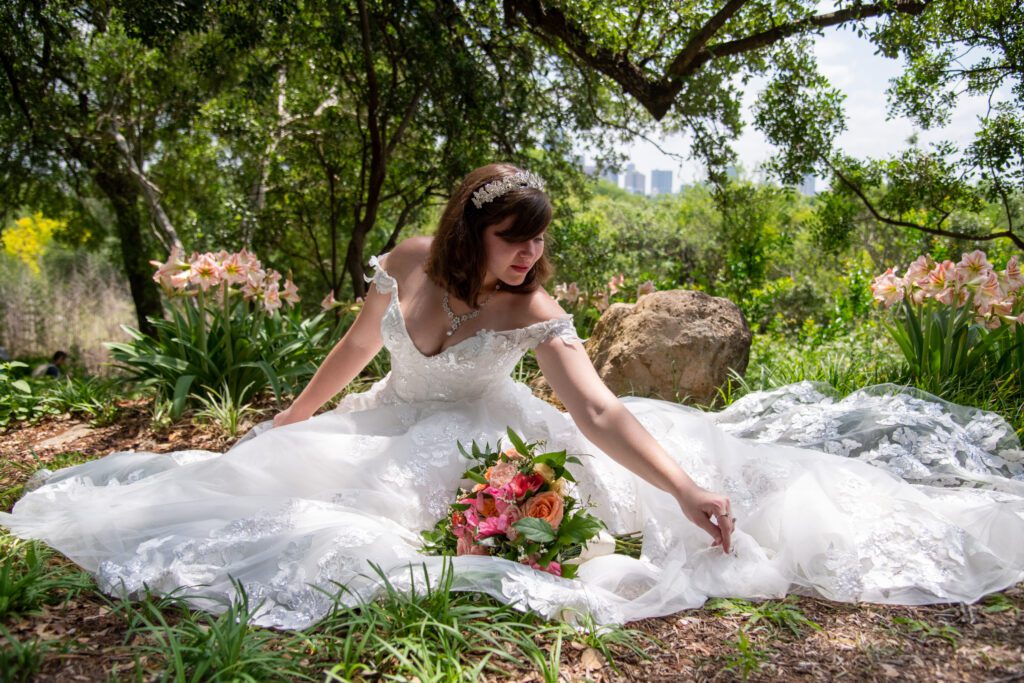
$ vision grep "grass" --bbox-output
[0,532,654,681]
[0,537,94,621]
[0,624,50,683]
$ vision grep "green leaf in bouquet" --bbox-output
[463,469,488,485]
[506,427,530,456]
[457,441,472,460]
[566,455,583,466]
[534,449,567,469]
[560,563,580,579]
[512,517,556,543]
[557,514,606,546]
[450,503,470,511]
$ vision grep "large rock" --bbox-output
[583,290,751,406]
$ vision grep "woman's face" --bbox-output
[481,216,546,288]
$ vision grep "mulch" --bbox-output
[2,405,1023,682]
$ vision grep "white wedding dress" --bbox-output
[2,256,1023,629]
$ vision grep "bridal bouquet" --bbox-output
[420,428,607,579]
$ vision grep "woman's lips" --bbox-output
[510,264,530,273]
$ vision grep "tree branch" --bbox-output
[506,0,930,119]
[107,116,184,252]
[825,156,1024,250]
[667,0,750,78]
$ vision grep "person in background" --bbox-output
[31,350,68,378]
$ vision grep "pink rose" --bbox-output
[487,461,518,488]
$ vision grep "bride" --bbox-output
[1,163,1022,630]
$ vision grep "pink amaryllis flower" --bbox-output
[281,279,300,306]
[973,272,1006,316]
[263,281,282,313]
[321,290,342,311]
[553,282,580,303]
[220,252,250,285]
[902,255,935,289]
[870,268,905,308]
[591,289,609,312]
[189,253,224,291]
[955,250,993,286]
[1000,255,1024,293]
[607,273,625,295]
[150,246,191,291]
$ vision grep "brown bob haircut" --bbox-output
[426,163,553,308]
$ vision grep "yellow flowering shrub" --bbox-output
[2,212,65,275]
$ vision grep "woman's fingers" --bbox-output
[713,511,734,554]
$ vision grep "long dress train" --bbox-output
[1,255,1022,629]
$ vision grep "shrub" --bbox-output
[107,249,346,418]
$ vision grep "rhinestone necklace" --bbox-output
[441,285,499,337]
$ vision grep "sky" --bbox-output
[589,21,996,193]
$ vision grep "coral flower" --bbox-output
[522,491,565,530]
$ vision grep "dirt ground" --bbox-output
[2,405,1023,682]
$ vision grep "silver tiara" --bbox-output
[470,170,546,209]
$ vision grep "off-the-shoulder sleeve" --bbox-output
[364,253,398,296]
[528,315,584,349]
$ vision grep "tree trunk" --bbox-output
[90,159,163,337]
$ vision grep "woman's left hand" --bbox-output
[677,486,734,553]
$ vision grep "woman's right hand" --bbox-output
[272,405,310,429]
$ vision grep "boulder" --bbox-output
[562,290,751,406]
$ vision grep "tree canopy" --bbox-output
[1,0,1020,328]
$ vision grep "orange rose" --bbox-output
[522,491,564,530]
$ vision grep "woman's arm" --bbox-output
[272,266,391,427]
[535,335,734,552]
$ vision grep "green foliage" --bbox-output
[313,561,652,681]
[193,381,265,438]
[119,580,311,682]
[981,592,1019,615]
[108,294,344,418]
[891,616,962,648]
[0,538,93,620]
[40,376,123,426]
[706,597,822,638]
[0,362,48,428]
[0,626,49,683]
[720,628,770,681]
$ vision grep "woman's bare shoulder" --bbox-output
[516,286,568,326]
[380,236,432,277]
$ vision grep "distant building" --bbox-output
[624,163,646,195]
[600,168,620,187]
[650,169,673,195]
[798,173,816,196]
[583,163,598,178]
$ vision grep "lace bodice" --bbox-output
[351,254,581,405]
